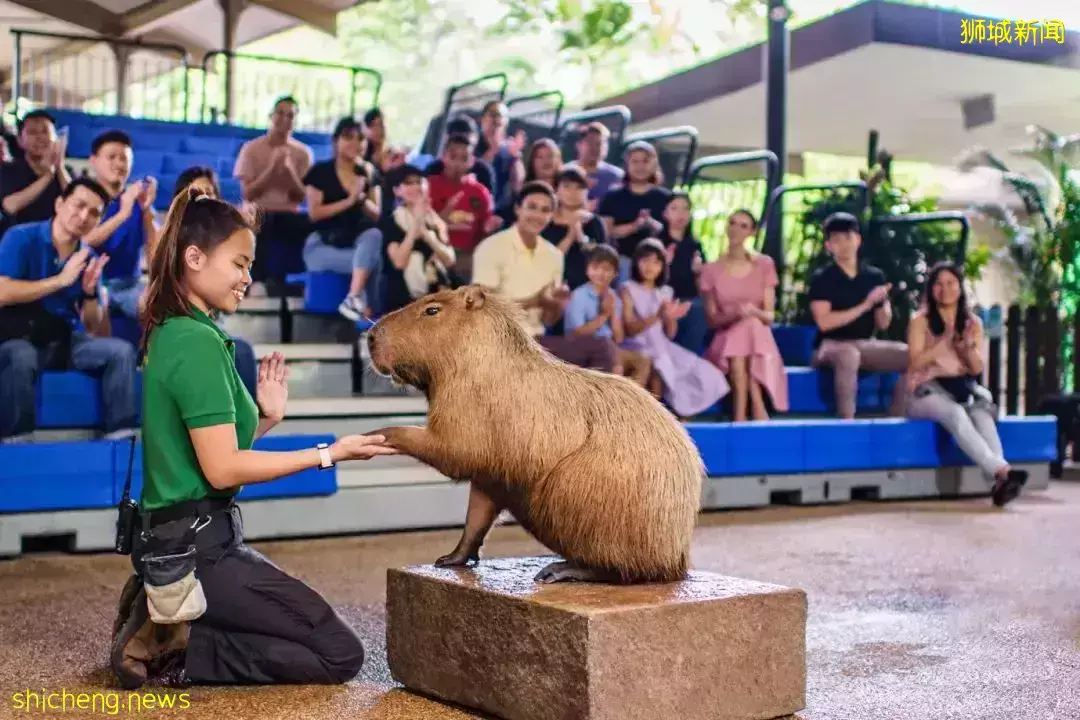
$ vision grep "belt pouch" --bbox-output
[140,518,207,625]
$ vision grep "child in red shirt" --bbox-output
[427,134,494,280]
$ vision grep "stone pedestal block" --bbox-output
[386,556,807,720]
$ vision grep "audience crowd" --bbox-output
[0,94,1009,501]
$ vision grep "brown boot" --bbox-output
[112,574,144,640]
[110,588,190,690]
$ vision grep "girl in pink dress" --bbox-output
[699,209,789,421]
[620,240,730,419]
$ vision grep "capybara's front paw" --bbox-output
[434,549,480,567]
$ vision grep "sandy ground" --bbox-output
[1,484,1077,720]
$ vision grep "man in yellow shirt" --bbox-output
[471,181,615,371]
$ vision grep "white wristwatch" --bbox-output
[316,442,334,470]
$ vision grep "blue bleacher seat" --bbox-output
[219,178,243,204]
[722,420,808,475]
[289,271,350,314]
[182,135,239,156]
[867,417,940,468]
[36,371,143,430]
[163,152,225,174]
[128,130,183,152]
[132,150,168,178]
[785,367,898,415]
[802,419,874,472]
[0,440,116,512]
[773,325,816,366]
[111,434,338,504]
[154,175,179,210]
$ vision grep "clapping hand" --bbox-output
[256,352,290,423]
[599,289,616,317]
[138,177,158,210]
[866,283,892,307]
[119,183,143,214]
[662,298,691,321]
[507,130,528,159]
[691,251,703,274]
[80,254,109,297]
[50,135,67,171]
[57,248,91,287]
[543,282,571,307]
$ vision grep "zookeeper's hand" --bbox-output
[331,434,400,461]
[256,351,290,422]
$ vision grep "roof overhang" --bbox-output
[594,1,1080,168]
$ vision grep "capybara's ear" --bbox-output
[463,285,487,311]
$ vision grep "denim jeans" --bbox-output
[302,228,384,313]
[105,276,146,320]
[0,333,138,438]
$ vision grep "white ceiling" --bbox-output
[631,43,1080,168]
[0,0,358,75]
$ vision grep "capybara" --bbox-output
[367,284,704,584]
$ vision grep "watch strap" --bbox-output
[316,442,334,470]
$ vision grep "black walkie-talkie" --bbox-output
[114,435,139,555]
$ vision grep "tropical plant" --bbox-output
[960,125,1080,390]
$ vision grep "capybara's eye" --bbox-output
[424,306,440,316]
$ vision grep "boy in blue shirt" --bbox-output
[82,130,157,321]
[564,244,651,387]
[0,177,138,442]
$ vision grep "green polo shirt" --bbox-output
[140,308,258,511]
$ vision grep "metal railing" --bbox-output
[420,73,509,155]
[198,51,382,132]
[506,90,564,145]
[9,29,191,121]
[684,150,781,260]
[621,126,699,189]
[556,105,632,166]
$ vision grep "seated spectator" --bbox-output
[620,240,729,419]
[657,191,708,352]
[809,212,908,419]
[475,100,526,219]
[234,96,313,295]
[427,134,495,282]
[699,209,787,421]
[302,117,383,321]
[382,164,457,313]
[363,108,390,171]
[598,141,671,281]
[500,138,563,227]
[424,115,494,194]
[0,110,71,238]
[566,244,650,387]
[542,167,610,291]
[565,122,625,211]
[0,178,138,442]
[169,166,259,397]
[81,130,157,322]
[472,181,615,372]
[905,261,1027,507]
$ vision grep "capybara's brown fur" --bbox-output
[367,285,704,583]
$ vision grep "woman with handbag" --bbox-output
[110,187,398,689]
[905,261,1027,507]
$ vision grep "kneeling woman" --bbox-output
[904,261,1027,507]
[111,189,398,689]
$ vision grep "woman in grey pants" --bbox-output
[905,262,1027,507]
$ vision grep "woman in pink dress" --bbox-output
[620,240,730,419]
[699,209,788,421]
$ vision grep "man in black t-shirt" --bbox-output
[0,110,71,240]
[808,212,908,419]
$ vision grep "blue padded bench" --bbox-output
[286,271,350,314]
[685,416,1057,477]
[785,367,899,415]
[113,434,338,505]
[0,440,116,512]
[773,324,816,366]
[36,371,144,429]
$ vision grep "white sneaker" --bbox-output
[102,428,138,441]
[338,294,367,322]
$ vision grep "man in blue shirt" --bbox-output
[0,177,138,442]
[82,130,157,321]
